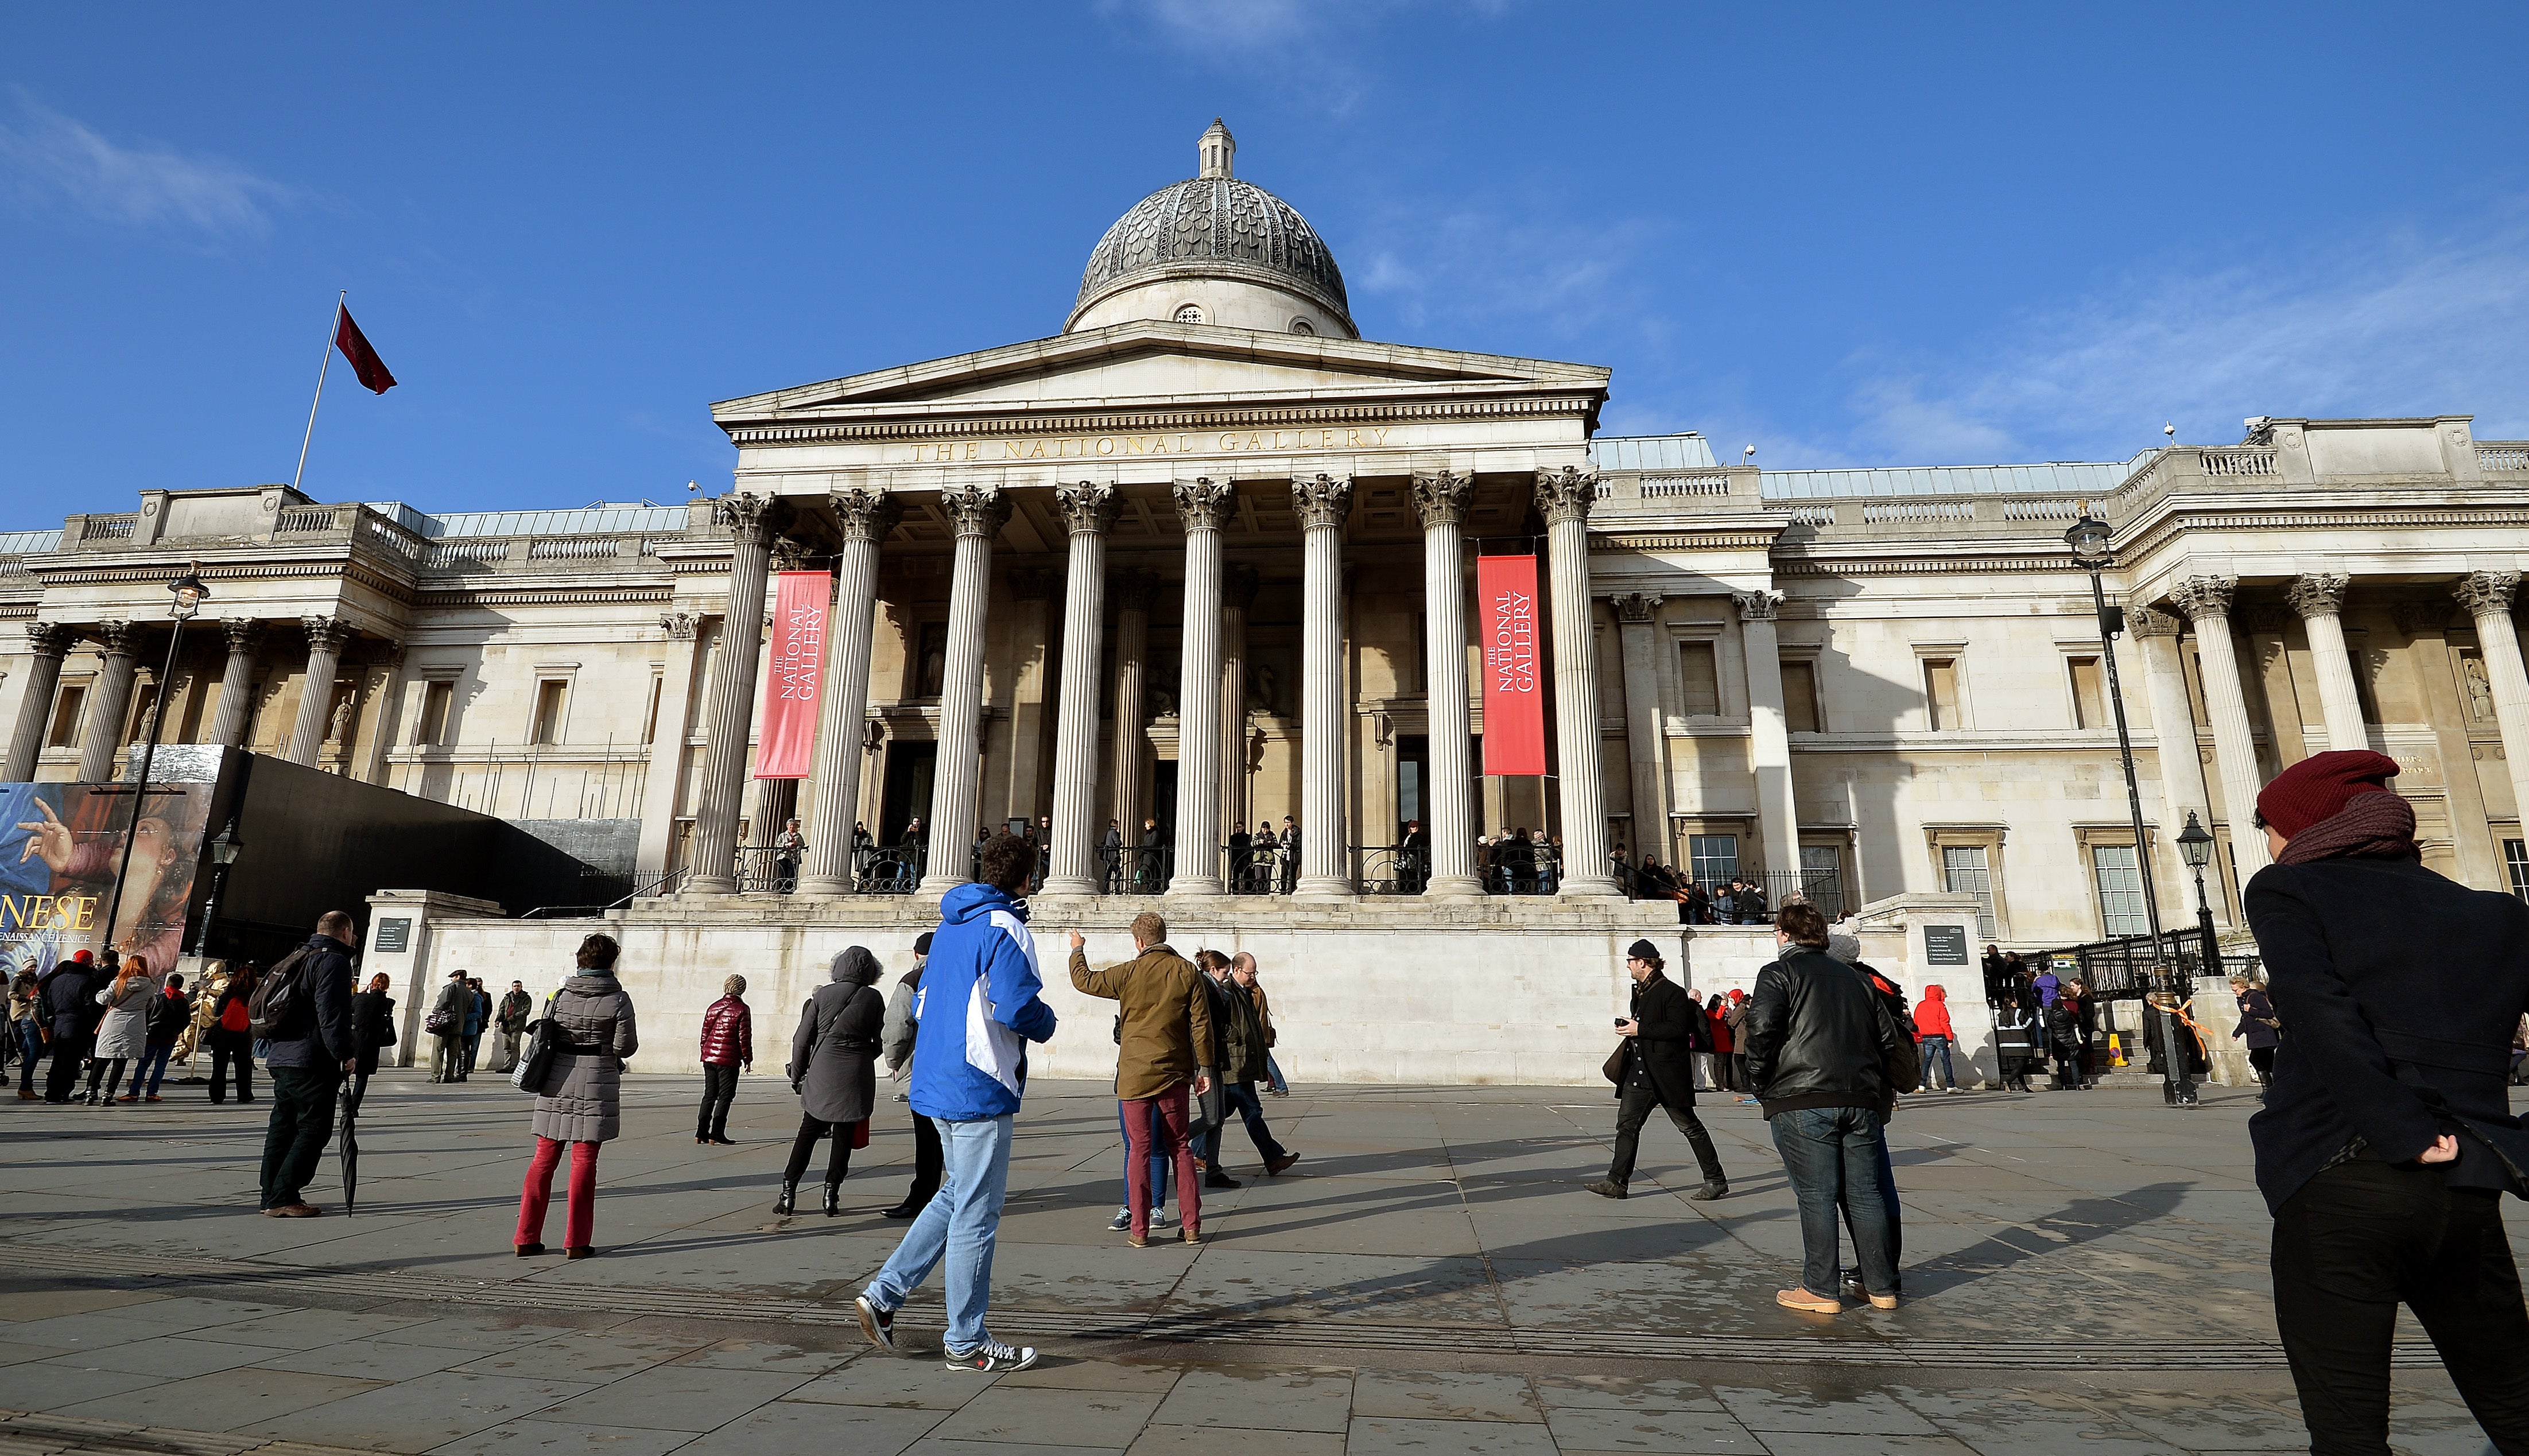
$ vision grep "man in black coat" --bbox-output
[258,911,359,1217]
[2244,750,2529,1453]
[37,951,98,1104]
[1587,939,1727,1202]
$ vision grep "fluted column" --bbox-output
[918,485,1010,895]
[1413,472,1482,896]
[1736,591,1802,885]
[796,489,901,895]
[2456,572,2529,837]
[77,622,139,782]
[686,492,777,895]
[1219,565,1258,844]
[1044,483,1120,894]
[206,619,262,750]
[2167,576,2270,879]
[4,623,73,782]
[2131,608,2221,919]
[2287,573,2368,753]
[1537,468,1620,895]
[1110,570,1154,853]
[1292,473,1353,895]
[1168,479,1231,895]
[1611,592,1670,870]
[281,616,352,770]
[635,612,702,879]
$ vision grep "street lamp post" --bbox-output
[100,567,208,968]
[191,816,245,960]
[2062,510,2194,1108]
[2175,810,2223,976]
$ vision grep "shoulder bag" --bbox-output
[510,992,564,1094]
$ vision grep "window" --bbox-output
[531,681,568,746]
[1781,659,1821,733]
[1799,844,1844,918]
[1173,304,1205,325]
[1923,658,1961,731]
[416,681,453,747]
[1678,642,1720,716]
[2068,656,2105,729]
[1688,833,1740,887]
[2090,843,2148,936]
[1289,317,1314,335]
[45,685,85,748]
[2507,839,2529,904]
[641,676,663,745]
[1942,844,1998,939]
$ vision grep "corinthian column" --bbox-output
[206,619,262,750]
[76,622,138,782]
[2288,573,2368,753]
[686,492,777,895]
[1537,468,1620,895]
[1736,591,1801,886]
[796,488,901,895]
[1413,471,1482,896]
[2131,608,2221,917]
[3,623,73,782]
[918,485,1010,895]
[1291,473,1353,896]
[1110,570,1154,860]
[2456,571,2529,837]
[2167,575,2270,879]
[1044,483,1120,895]
[1611,592,1670,869]
[1169,478,1231,895]
[1219,564,1258,845]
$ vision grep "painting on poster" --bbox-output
[0,783,211,976]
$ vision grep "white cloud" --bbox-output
[0,91,298,236]
[1352,206,1672,344]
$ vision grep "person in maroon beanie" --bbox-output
[2243,750,2529,1453]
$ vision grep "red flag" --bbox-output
[1477,553,1548,776]
[333,305,397,394]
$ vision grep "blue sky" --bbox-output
[3,2,2525,522]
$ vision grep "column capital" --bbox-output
[1609,591,1664,624]
[1290,473,1353,531]
[1224,562,1260,612]
[1534,466,1600,526]
[938,485,1011,541]
[219,617,263,654]
[2456,570,2520,618]
[830,487,903,546]
[301,615,354,655]
[22,622,73,661]
[1054,481,1122,537]
[711,491,776,544]
[1112,569,1160,615]
[1172,477,1234,533]
[2166,574,2239,622]
[91,620,136,657]
[1009,566,1061,601]
[2127,607,2183,640]
[2286,572,2350,619]
[660,611,699,640]
[1732,591,1781,623]
[1411,471,1474,530]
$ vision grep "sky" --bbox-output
[4,2,2526,524]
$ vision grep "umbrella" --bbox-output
[336,1080,361,1216]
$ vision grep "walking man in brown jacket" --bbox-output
[1069,911,1213,1248]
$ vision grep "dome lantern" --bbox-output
[1198,118,1235,180]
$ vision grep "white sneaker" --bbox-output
[1107,1207,1131,1231]
[944,1337,1037,1373]
[1149,1208,1172,1229]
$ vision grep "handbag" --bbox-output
[424,1006,456,1036]
[510,993,563,1093]
[1602,1043,1628,1085]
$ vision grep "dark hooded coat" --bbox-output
[790,947,885,1125]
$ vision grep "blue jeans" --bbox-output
[863,1113,1014,1353]
[1118,1100,1173,1210]
[1918,1035,1955,1090]
[14,1020,40,1093]
[1198,1082,1287,1169]
[138,1042,175,1097]
[1265,1054,1287,1095]
[1769,1105,1898,1299]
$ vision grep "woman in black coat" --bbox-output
[349,973,397,1113]
[779,947,884,1216]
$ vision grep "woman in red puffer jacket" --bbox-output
[696,975,753,1146]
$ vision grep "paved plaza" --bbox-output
[5,1071,2525,1456]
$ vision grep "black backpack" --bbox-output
[246,946,318,1040]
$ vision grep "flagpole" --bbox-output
[289,290,346,494]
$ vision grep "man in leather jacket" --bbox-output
[1744,902,1906,1315]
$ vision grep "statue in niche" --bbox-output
[329,693,354,743]
[1247,661,1279,717]
[2463,653,2496,721]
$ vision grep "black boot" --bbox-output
[823,1183,841,1217]
[881,1192,930,1220]
[1686,1128,1729,1201]
[775,1181,797,1216]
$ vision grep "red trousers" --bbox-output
[517,1136,599,1249]
[1122,1084,1198,1239]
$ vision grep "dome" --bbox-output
[1066,121,1355,337]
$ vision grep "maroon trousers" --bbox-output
[1121,1084,1200,1239]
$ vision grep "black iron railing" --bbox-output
[2048,928,2259,1000]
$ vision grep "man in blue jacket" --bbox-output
[856,833,1057,1373]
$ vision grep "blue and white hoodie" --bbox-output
[909,883,1058,1121]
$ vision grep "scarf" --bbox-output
[2275,790,2419,866]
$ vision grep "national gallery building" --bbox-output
[5,123,2523,1080]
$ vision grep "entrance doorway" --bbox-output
[1397,734,1428,841]
[880,740,936,845]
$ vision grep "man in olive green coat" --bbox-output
[1068,910,1212,1247]
[1197,952,1298,1185]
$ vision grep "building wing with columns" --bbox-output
[3,123,2526,1080]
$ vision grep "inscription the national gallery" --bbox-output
[904,425,1399,464]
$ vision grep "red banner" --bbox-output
[1477,554,1547,776]
[755,571,829,779]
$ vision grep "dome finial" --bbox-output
[1198,118,1235,180]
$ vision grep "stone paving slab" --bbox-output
[3,1072,2525,1455]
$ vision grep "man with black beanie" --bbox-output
[1587,939,1727,1202]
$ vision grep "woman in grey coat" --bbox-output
[86,956,159,1105]
[515,934,638,1259]
[779,946,883,1217]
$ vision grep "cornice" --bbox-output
[420,587,674,609]
[726,396,1590,448]
[1594,530,1782,552]
[1772,553,2078,577]
[2116,503,2529,564]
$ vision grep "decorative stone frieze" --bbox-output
[2126,607,2181,639]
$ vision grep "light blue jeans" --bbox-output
[863,1113,1014,1353]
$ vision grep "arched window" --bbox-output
[1174,304,1205,325]
[1289,317,1315,336]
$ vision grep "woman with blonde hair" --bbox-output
[87,954,157,1105]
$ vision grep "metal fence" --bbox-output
[2048,927,2260,1000]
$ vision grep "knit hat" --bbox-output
[913,931,933,957]
[2255,750,2402,840]
[1624,938,1661,963]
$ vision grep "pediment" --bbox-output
[711,320,1608,432]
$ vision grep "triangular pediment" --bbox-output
[711,320,1608,433]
